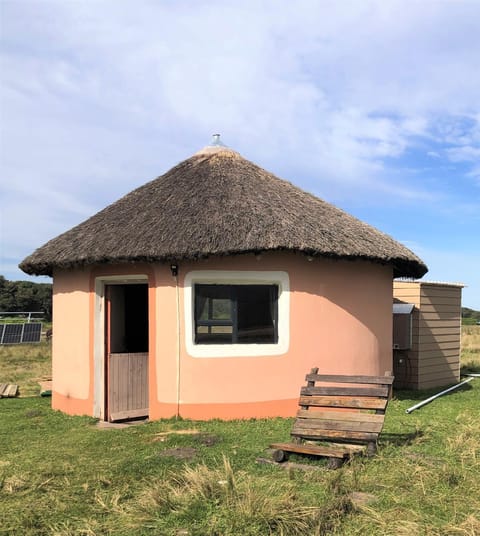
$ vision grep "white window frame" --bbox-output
[184,270,290,358]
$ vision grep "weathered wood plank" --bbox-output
[110,408,149,421]
[298,395,387,410]
[5,384,18,397]
[291,428,379,441]
[109,352,148,422]
[0,384,18,398]
[294,418,384,433]
[301,385,389,398]
[305,373,394,385]
[296,409,385,423]
[270,442,364,459]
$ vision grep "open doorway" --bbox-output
[105,283,149,422]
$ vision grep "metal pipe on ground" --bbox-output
[405,377,476,414]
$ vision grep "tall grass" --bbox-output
[140,455,329,535]
[461,325,480,373]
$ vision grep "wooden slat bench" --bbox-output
[270,368,394,468]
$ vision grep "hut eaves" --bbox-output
[19,142,428,278]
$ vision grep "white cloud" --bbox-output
[447,146,480,163]
[1,0,480,293]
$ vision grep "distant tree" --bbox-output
[0,276,15,311]
[461,307,480,325]
[0,276,52,320]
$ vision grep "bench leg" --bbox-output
[272,449,288,463]
[366,441,377,457]
[327,457,344,470]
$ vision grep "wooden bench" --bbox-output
[270,368,394,468]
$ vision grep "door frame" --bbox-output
[93,275,149,420]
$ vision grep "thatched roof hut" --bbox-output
[20,137,427,278]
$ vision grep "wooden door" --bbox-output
[106,284,149,422]
[108,352,149,421]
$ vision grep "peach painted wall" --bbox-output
[51,268,92,415]
[51,253,393,420]
[150,252,393,420]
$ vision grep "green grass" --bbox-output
[0,341,51,396]
[1,337,479,535]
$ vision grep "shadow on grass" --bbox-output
[393,383,474,402]
[460,362,480,375]
[380,429,423,447]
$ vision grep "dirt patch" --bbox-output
[195,433,220,447]
[158,447,198,461]
[153,429,201,442]
[153,430,220,447]
[25,408,43,418]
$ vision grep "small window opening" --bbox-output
[194,284,278,344]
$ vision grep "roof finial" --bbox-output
[210,133,227,147]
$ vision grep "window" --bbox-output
[184,270,290,357]
[195,284,278,344]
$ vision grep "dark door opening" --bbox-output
[106,283,149,422]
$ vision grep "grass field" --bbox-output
[1,329,479,535]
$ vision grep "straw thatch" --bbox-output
[19,144,427,278]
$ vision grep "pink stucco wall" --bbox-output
[51,268,92,415]
[51,252,393,420]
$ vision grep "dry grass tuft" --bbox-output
[444,515,480,535]
[1,473,30,494]
[48,521,100,536]
[461,325,480,373]
[140,455,329,535]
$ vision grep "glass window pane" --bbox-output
[237,285,277,343]
[195,285,232,321]
[194,283,278,345]
[211,298,231,320]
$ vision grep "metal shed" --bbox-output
[393,280,464,390]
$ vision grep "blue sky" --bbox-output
[1,0,479,308]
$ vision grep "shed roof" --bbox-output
[19,138,428,278]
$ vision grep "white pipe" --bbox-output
[406,377,475,414]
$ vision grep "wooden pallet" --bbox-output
[0,384,19,398]
[270,368,394,468]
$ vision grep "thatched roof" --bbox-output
[20,139,427,278]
